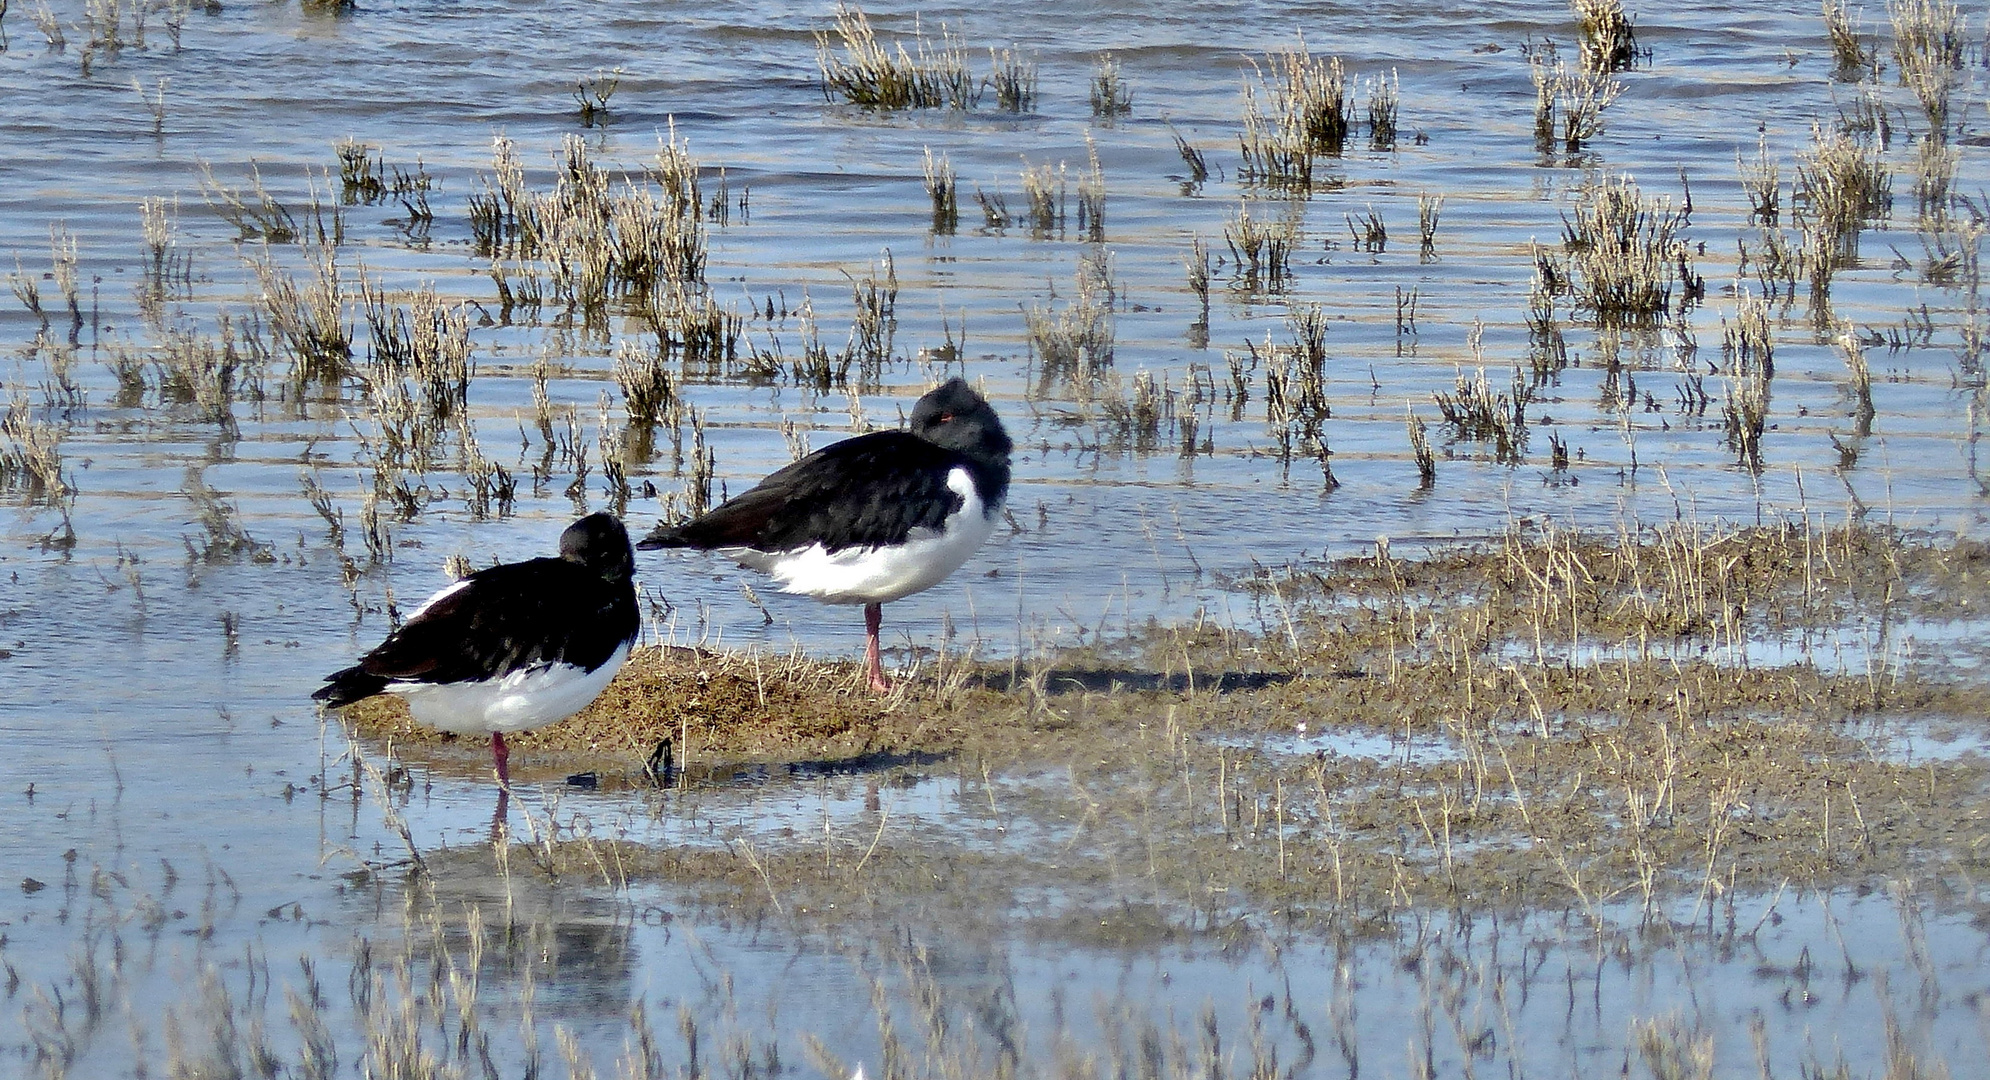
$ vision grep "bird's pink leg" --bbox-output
[492,732,510,786]
[864,602,891,693]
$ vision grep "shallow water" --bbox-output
[3,0,1989,1075]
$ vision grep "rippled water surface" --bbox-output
[3,0,1988,1075]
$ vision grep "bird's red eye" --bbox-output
[939,411,955,422]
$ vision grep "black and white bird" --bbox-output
[638,378,1011,692]
[313,512,640,784]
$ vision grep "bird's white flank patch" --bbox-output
[724,467,1000,605]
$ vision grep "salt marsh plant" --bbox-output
[156,323,242,427]
[1526,269,1571,380]
[1089,52,1131,118]
[0,397,69,504]
[200,161,297,243]
[11,223,84,343]
[1171,129,1208,190]
[1281,47,1350,157]
[1434,364,1533,465]
[1365,69,1399,151]
[1916,212,1983,288]
[255,242,351,384]
[1572,0,1644,74]
[1743,224,1803,300]
[470,133,716,327]
[659,288,742,375]
[1026,248,1117,386]
[1720,290,1774,378]
[335,137,385,203]
[1889,0,1967,135]
[922,148,958,234]
[1407,407,1436,487]
[787,295,846,389]
[845,249,898,370]
[362,280,473,421]
[645,128,712,267]
[1530,44,1624,156]
[1225,200,1297,293]
[1255,305,1337,483]
[1417,192,1443,258]
[816,3,974,110]
[986,46,1036,112]
[1824,0,1877,77]
[1795,122,1892,242]
[1913,133,1959,219]
[1722,373,1768,470]
[1021,160,1066,236]
[1240,40,1350,191]
[1345,205,1386,253]
[1186,237,1210,326]
[972,183,1009,231]
[391,158,434,230]
[1561,172,1695,326]
[572,66,621,126]
[7,255,48,336]
[1838,326,1876,433]
[1077,137,1105,243]
[468,134,531,256]
[1739,138,1782,225]
[131,75,166,136]
[30,2,62,49]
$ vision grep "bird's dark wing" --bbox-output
[642,431,967,554]
[325,558,637,693]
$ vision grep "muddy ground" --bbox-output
[338,521,1990,940]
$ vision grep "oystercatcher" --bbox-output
[313,512,640,784]
[638,378,1011,692]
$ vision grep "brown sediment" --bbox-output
[340,523,1990,935]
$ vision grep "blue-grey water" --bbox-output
[2,0,1988,1075]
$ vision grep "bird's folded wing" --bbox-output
[663,432,965,553]
[359,559,626,684]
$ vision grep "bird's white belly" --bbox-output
[393,641,630,734]
[725,469,1001,605]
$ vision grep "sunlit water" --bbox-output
[2,0,1988,1075]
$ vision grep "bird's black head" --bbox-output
[559,512,636,583]
[910,378,1011,467]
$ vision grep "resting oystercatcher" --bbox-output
[313,512,640,784]
[639,378,1011,692]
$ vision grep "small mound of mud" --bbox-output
[330,646,1029,781]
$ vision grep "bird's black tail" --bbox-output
[313,666,389,708]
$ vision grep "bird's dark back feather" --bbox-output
[644,431,997,554]
[318,557,638,699]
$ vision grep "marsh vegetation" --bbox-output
[3,0,1989,1074]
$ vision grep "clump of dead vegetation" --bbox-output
[1571,0,1646,73]
[1889,0,1968,136]
[1560,172,1700,326]
[1224,199,1297,293]
[1025,248,1117,388]
[814,3,979,109]
[1237,36,1397,192]
[1528,41,1625,158]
